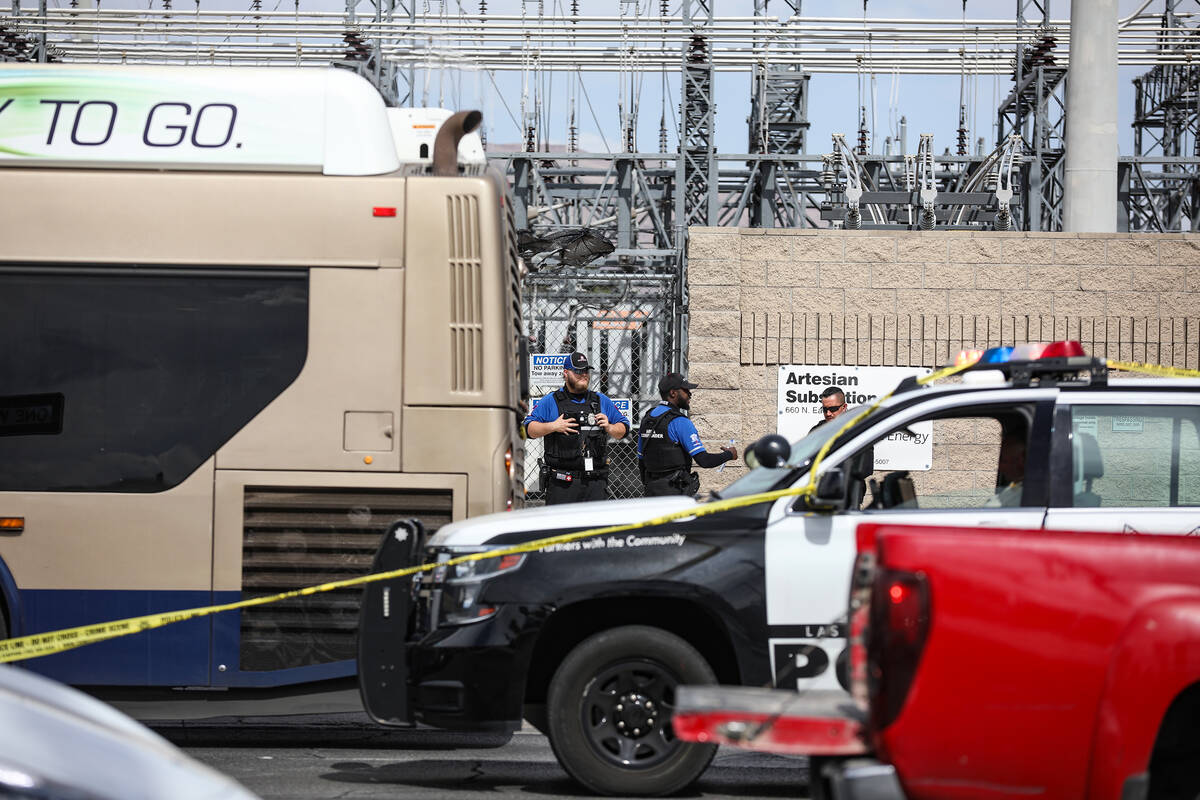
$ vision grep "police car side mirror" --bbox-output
[804,466,849,511]
[747,434,791,469]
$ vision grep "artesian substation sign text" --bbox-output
[777,365,933,471]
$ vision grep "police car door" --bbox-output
[764,389,1055,694]
[1043,391,1200,536]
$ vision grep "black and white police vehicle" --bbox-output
[358,341,1200,796]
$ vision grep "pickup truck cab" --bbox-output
[358,343,1200,796]
[676,522,1200,800]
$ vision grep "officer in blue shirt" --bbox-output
[638,373,738,497]
[524,352,630,505]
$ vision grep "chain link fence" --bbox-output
[522,279,678,506]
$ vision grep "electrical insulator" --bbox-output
[995,207,1012,232]
[920,208,936,231]
[846,207,862,230]
[956,106,967,156]
[985,168,999,192]
[820,156,835,190]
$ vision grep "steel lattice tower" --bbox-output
[997,0,1066,232]
[748,0,812,228]
[1124,0,1200,231]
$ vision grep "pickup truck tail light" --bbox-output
[848,551,875,713]
[868,568,930,731]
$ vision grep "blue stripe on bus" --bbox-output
[17,589,358,688]
[19,589,222,686]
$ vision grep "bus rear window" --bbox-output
[0,267,308,493]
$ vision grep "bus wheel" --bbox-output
[546,625,717,797]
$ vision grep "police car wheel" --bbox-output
[546,625,717,796]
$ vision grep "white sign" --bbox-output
[610,398,632,422]
[0,65,400,175]
[1112,415,1144,433]
[529,353,570,394]
[777,365,933,471]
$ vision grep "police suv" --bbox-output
[358,342,1200,796]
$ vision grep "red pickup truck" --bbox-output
[675,523,1200,800]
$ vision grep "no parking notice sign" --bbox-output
[529,354,569,394]
[776,365,933,471]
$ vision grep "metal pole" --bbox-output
[1063,0,1118,231]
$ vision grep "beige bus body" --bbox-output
[0,164,524,682]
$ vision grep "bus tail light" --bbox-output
[505,445,514,479]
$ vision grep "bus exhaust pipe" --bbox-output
[433,110,483,176]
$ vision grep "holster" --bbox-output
[656,468,699,496]
[677,470,701,496]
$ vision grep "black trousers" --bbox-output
[546,474,608,505]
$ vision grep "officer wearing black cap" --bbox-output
[523,352,630,505]
[638,372,738,497]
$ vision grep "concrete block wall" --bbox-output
[686,229,1200,494]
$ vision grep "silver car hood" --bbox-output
[0,664,258,800]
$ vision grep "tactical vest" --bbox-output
[638,406,691,476]
[543,390,607,472]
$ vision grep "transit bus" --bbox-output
[0,64,525,691]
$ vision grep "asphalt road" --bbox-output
[176,727,811,800]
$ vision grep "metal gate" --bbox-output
[523,278,678,504]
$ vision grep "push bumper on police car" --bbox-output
[357,519,534,734]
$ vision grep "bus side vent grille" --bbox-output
[448,193,483,393]
[239,487,453,672]
[505,199,523,386]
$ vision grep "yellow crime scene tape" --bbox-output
[10,354,1196,665]
[1107,360,1200,380]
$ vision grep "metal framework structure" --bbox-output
[997,0,1066,231]
[1125,0,1200,231]
[6,0,1200,498]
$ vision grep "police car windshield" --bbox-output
[712,406,867,501]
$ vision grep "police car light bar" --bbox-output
[952,340,1105,388]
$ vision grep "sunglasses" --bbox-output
[568,368,591,375]
[820,402,846,416]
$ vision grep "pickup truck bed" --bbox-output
[677,524,1200,800]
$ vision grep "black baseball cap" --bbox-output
[658,372,698,394]
[565,352,592,371]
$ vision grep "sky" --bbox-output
[41,0,1162,157]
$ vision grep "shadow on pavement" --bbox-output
[321,756,809,797]
[155,715,512,749]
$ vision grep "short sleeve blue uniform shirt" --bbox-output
[524,391,630,430]
[636,404,704,460]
